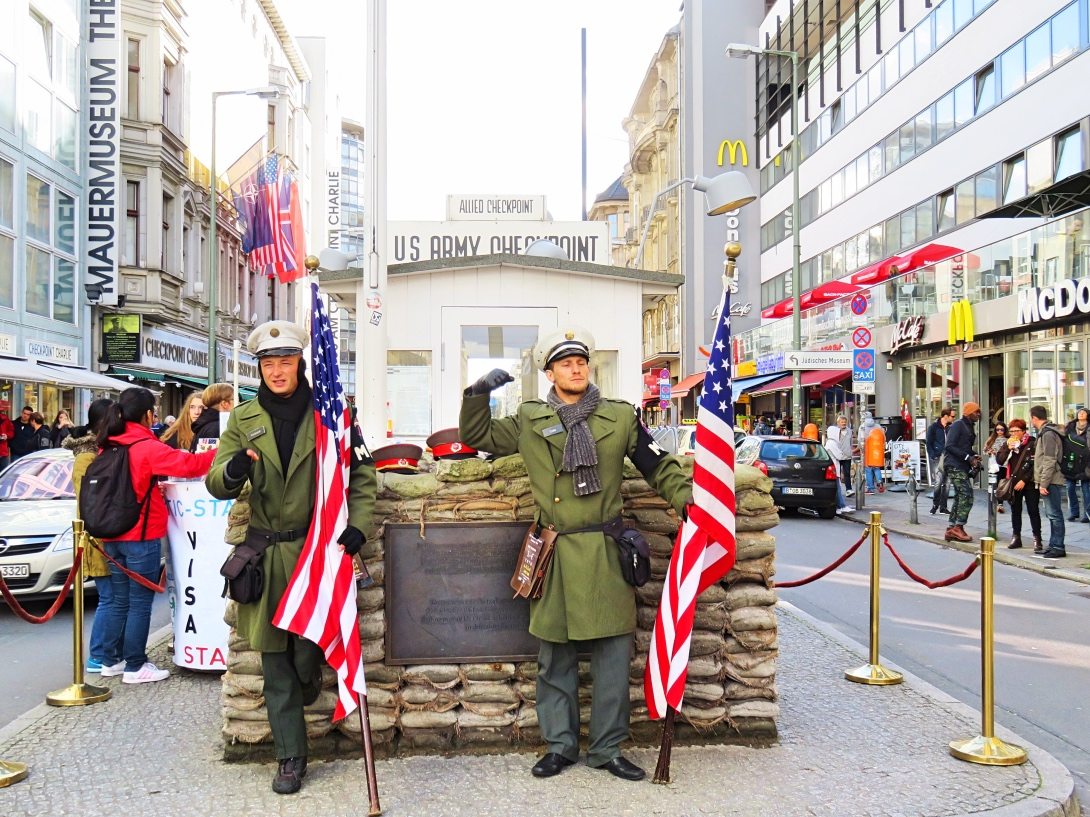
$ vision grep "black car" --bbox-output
[736,435,840,518]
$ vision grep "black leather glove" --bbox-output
[225,449,256,482]
[465,368,515,397]
[338,525,366,557]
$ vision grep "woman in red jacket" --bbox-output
[97,388,216,684]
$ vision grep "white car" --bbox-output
[0,449,84,599]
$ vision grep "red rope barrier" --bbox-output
[774,529,869,588]
[882,533,979,589]
[92,541,167,593]
[0,549,83,624]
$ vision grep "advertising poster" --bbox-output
[889,440,922,483]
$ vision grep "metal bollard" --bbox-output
[854,458,865,511]
[949,537,1027,765]
[46,519,111,707]
[907,471,919,525]
[845,512,904,685]
[986,470,998,540]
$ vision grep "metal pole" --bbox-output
[907,470,919,524]
[207,93,219,385]
[949,537,1027,765]
[845,512,903,685]
[790,52,803,437]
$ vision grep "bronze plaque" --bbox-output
[384,522,538,664]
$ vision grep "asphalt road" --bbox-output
[0,592,171,727]
[774,511,1090,814]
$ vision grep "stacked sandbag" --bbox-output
[221,454,779,759]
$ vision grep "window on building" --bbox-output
[955,178,976,224]
[0,158,12,309]
[1000,42,1025,98]
[53,100,75,169]
[0,158,12,229]
[974,64,996,114]
[916,200,934,243]
[21,176,75,322]
[26,175,50,242]
[843,162,857,199]
[607,213,619,240]
[974,0,995,10]
[1055,127,1083,182]
[26,10,51,80]
[953,78,974,127]
[162,58,178,131]
[161,193,173,271]
[845,235,858,272]
[914,16,933,62]
[25,245,50,316]
[1052,2,1079,64]
[267,103,276,152]
[953,0,973,30]
[0,56,14,133]
[124,180,139,266]
[899,122,915,164]
[1026,140,1053,193]
[934,0,954,46]
[900,209,916,250]
[126,38,140,119]
[56,33,76,100]
[899,35,915,75]
[884,131,900,173]
[885,215,900,255]
[883,49,899,90]
[0,233,12,308]
[914,109,933,154]
[935,93,954,142]
[55,191,74,255]
[23,80,50,153]
[975,166,999,214]
[1003,155,1027,203]
[1024,21,1051,84]
[937,189,956,231]
[868,144,883,182]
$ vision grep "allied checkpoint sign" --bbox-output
[163,480,233,671]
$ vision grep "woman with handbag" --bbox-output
[984,422,1009,513]
[995,418,1042,551]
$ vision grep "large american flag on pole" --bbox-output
[272,282,366,720]
[645,287,737,720]
[248,154,285,272]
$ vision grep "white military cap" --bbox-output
[247,320,309,358]
[533,326,595,370]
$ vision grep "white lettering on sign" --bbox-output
[1018,279,1090,325]
[890,315,925,354]
[83,0,122,305]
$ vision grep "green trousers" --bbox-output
[262,635,324,760]
[536,633,633,767]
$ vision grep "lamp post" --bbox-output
[726,43,802,434]
[207,86,282,384]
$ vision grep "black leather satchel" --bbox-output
[219,529,272,604]
[602,517,651,587]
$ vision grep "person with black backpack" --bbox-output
[1030,405,1068,559]
[87,388,216,684]
[1063,408,1090,522]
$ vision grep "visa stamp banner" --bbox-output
[164,480,234,671]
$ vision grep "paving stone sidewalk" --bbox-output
[0,605,1077,816]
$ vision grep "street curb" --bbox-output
[778,601,1080,817]
[0,623,173,745]
[834,513,1090,587]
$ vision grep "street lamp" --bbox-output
[726,42,803,435]
[207,86,283,384]
[633,171,756,269]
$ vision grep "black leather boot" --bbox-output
[272,757,308,795]
[1032,535,1044,553]
[1008,534,1022,549]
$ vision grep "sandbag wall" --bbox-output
[221,456,779,760]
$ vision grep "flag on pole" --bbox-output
[270,171,307,283]
[249,154,285,272]
[644,286,737,720]
[272,282,366,720]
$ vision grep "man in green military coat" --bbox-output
[207,320,376,795]
[460,326,690,782]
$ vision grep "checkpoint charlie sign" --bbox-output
[389,220,610,264]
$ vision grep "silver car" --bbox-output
[0,449,83,599]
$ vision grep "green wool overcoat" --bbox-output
[460,393,691,643]
[206,399,377,652]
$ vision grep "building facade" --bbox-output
[735,0,1090,435]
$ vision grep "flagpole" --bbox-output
[357,692,382,815]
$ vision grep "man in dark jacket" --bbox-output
[1030,405,1067,558]
[10,406,36,461]
[925,408,954,509]
[943,402,982,542]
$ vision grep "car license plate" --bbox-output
[0,563,30,579]
[782,487,813,495]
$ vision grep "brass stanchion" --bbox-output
[845,511,903,685]
[949,536,1027,765]
[46,520,111,707]
[0,759,27,788]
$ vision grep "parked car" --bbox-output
[0,449,87,599]
[651,425,746,457]
[735,435,839,519]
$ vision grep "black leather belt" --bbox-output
[247,528,305,544]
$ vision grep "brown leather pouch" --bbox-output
[511,523,558,599]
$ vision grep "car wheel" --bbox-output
[818,505,837,520]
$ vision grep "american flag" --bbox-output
[272,282,366,720]
[248,154,285,272]
[644,287,737,720]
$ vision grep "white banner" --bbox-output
[82,0,122,306]
[163,480,233,671]
[389,220,610,264]
[889,440,921,483]
[446,194,547,221]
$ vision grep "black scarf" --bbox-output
[547,383,602,496]
[257,360,312,473]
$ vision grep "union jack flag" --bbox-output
[272,282,366,720]
[645,286,737,720]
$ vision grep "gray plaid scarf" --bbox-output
[547,383,602,496]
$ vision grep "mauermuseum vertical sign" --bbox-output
[82,0,121,305]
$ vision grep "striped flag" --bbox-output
[272,282,366,720]
[644,286,737,720]
[249,154,285,271]
[270,171,307,284]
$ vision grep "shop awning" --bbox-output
[761,298,793,319]
[0,356,63,385]
[670,371,708,399]
[170,374,209,390]
[851,254,906,285]
[36,363,127,392]
[806,279,860,306]
[108,366,167,386]
[979,169,1090,219]
[748,369,851,396]
[899,243,964,272]
[731,372,785,395]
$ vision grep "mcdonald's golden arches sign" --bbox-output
[717,139,749,167]
[947,299,974,345]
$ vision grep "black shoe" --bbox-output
[595,756,646,781]
[929,506,939,515]
[1008,535,1022,549]
[1033,536,1044,553]
[1042,549,1067,559]
[1067,515,1079,521]
[1081,517,1090,523]
[531,752,575,778]
[272,757,307,795]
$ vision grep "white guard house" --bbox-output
[318,253,684,440]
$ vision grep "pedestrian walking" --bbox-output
[824,415,854,496]
[984,421,1008,513]
[926,408,954,513]
[97,388,217,685]
[1063,408,1090,521]
[0,409,14,472]
[63,399,122,672]
[206,321,377,796]
[943,402,983,543]
[995,418,1042,551]
[459,326,691,783]
[10,406,36,460]
[1030,405,1068,558]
